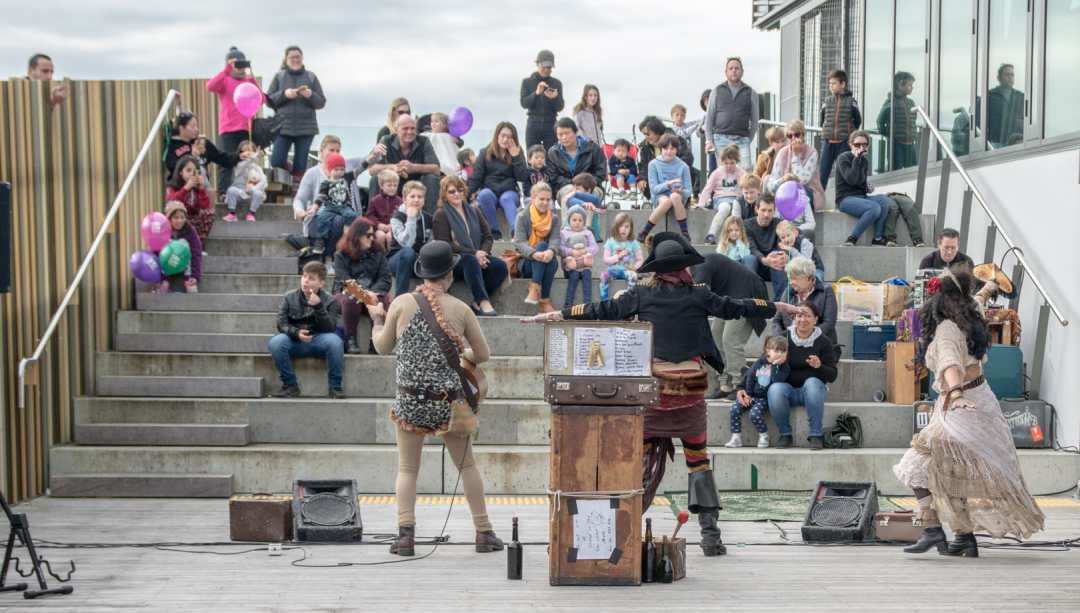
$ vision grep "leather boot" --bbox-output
[389,526,415,556]
[475,530,504,553]
[903,527,948,554]
[524,282,541,305]
[538,298,556,313]
[688,469,725,556]
[941,532,978,557]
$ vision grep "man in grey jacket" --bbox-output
[705,57,760,171]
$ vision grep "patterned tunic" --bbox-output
[390,312,463,433]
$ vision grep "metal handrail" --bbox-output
[912,104,1068,327]
[17,89,181,409]
[758,119,823,133]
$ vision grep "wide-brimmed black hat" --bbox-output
[638,232,704,274]
[414,240,460,279]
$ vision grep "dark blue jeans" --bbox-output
[454,253,509,305]
[476,188,519,239]
[819,141,849,190]
[767,378,827,438]
[519,242,558,299]
[740,254,788,297]
[564,269,593,307]
[838,194,891,241]
[271,133,316,175]
[268,332,345,390]
[388,246,418,297]
[312,206,358,260]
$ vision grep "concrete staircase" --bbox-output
[49,181,1080,497]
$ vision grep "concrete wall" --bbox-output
[875,147,1080,447]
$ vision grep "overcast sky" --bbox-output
[3,1,779,138]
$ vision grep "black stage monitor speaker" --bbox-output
[801,481,878,543]
[1,182,10,293]
[292,479,363,542]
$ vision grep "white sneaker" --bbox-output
[325,264,334,276]
[724,433,743,448]
[757,433,770,448]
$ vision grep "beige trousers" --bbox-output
[394,426,492,531]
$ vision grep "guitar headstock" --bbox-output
[343,279,379,306]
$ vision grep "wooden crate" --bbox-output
[886,341,919,405]
[549,405,643,586]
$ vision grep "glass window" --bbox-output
[937,0,974,156]
[863,0,894,174]
[986,0,1028,149]
[882,0,927,170]
[1043,1,1080,139]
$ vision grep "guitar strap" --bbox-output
[412,291,479,410]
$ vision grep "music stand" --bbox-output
[0,492,74,599]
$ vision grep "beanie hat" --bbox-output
[566,205,587,222]
[225,46,247,63]
[325,153,346,172]
[164,201,187,219]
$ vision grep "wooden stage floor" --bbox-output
[4,495,1080,612]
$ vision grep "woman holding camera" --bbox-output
[266,45,326,181]
[207,46,262,198]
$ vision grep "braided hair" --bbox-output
[917,266,990,366]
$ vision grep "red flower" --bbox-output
[926,276,941,296]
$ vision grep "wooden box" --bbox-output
[229,494,293,542]
[544,321,657,407]
[886,341,919,405]
[549,404,643,586]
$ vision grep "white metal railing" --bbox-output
[17,89,181,410]
[912,104,1068,327]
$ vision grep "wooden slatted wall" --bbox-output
[0,78,219,502]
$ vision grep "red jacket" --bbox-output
[166,185,211,211]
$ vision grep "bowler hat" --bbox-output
[637,232,704,274]
[414,240,460,279]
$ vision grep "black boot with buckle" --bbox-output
[941,532,978,557]
[390,526,415,556]
[688,469,726,556]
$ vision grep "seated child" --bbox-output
[224,140,267,222]
[457,148,476,182]
[715,214,751,261]
[883,192,926,247]
[560,205,599,308]
[607,138,639,196]
[726,335,789,449]
[312,153,359,256]
[366,169,401,252]
[600,212,643,301]
[697,143,746,214]
[777,221,825,281]
[641,134,692,241]
[269,260,345,399]
[162,201,202,293]
[526,145,547,188]
[422,112,463,177]
[706,173,761,244]
[562,173,605,241]
[774,173,816,241]
[754,126,786,178]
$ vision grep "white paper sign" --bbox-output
[613,327,651,377]
[572,328,616,376]
[572,499,616,560]
[547,326,569,372]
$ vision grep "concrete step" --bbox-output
[74,423,250,446]
[49,472,233,498]
[71,397,914,447]
[47,445,1076,496]
[215,203,296,222]
[816,211,934,246]
[95,351,890,402]
[203,255,298,275]
[208,220,299,240]
[97,375,264,398]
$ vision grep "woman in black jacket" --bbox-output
[334,218,392,353]
[469,121,530,239]
[266,46,326,180]
[767,301,839,450]
[164,111,233,179]
[520,50,564,149]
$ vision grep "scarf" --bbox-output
[789,326,823,348]
[443,202,484,252]
[528,204,552,247]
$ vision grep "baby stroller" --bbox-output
[602,133,643,211]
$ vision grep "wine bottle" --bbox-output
[641,518,656,583]
[507,516,523,580]
[658,536,674,583]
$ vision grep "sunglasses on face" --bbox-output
[446,188,460,195]
[788,132,804,138]
[397,109,411,115]
[852,141,869,149]
[364,232,375,238]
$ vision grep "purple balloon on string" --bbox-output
[775,180,805,221]
[130,251,163,284]
[448,107,473,137]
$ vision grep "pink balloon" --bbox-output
[233,82,262,119]
[141,211,172,252]
[775,180,805,221]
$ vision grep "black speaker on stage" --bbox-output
[801,481,878,543]
[292,479,363,542]
[0,182,10,294]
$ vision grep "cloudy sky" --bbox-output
[3,1,778,143]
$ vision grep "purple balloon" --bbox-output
[448,106,473,137]
[775,180,805,221]
[233,82,262,119]
[141,211,171,252]
[130,250,163,284]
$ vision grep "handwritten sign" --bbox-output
[572,499,616,560]
[572,328,616,376]
[613,327,651,377]
[547,326,568,372]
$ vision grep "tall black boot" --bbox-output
[941,532,978,557]
[688,469,725,556]
[903,527,947,553]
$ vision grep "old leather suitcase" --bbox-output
[543,321,657,407]
[885,341,918,405]
[874,511,922,543]
[230,494,293,542]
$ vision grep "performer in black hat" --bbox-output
[523,232,798,556]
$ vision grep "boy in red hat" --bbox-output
[311,152,360,258]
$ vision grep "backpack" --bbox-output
[824,412,863,449]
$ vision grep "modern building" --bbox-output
[756,0,1080,446]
